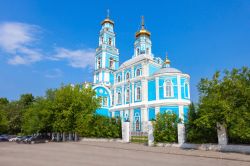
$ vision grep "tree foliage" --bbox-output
[0,84,121,139]
[189,67,250,144]
[153,113,180,143]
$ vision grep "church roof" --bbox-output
[153,67,182,75]
[119,54,153,69]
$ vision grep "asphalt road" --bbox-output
[0,141,249,166]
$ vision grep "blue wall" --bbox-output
[160,106,179,117]
[149,63,160,76]
[148,79,156,101]
[148,108,155,121]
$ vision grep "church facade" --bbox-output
[92,14,191,128]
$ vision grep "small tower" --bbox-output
[94,10,119,86]
[134,16,152,57]
[163,52,171,68]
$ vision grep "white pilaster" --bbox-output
[179,105,184,123]
[102,52,106,68]
[122,85,124,105]
[155,107,160,116]
[131,82,135,103]
[177,75,181,100]
[155,77,159,100]
[142,79,148,102]
[141,107,148,122]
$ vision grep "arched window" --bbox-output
[137,48,140,56]
[109,38,112,46]
[103,97,108,107]
[184,81,189,98]
[164,79,173,97]
[126,87,130,102]
[136,86,141,100]
[97,57,101,69]
[146,48,149,54]
[136,68,141,76]
[101,37,104,44]
[109,58,114,69]
[117,75,121,82]
[126,72,130,80]
[117,91,121,104]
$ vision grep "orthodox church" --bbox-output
[92,13,191,128]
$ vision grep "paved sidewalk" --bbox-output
[0,141,249,166]
[78,141,250,162]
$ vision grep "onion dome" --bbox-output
[135,16,151,38]
[101,9,114,25]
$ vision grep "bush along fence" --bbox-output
[121,112,250,154]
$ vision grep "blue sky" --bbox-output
[0,0,249,101]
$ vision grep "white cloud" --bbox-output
[0,22,42,65]
[45,68,63,78]
[0,22,96,69]
[52,47,95,69]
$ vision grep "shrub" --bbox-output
[153,113,180,143]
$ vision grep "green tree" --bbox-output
[185,102,217,143]
[194,67,250,144]
[153,113,180,143]
[0,109,9,133]
[22,98,52,134]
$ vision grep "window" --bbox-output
[103,97,108,107]
[126,72,130,80]
[112,94,114,106]
[164,79,173,97]
[136,68,141,76]
[117,91,122,104]
[146,48,149,54]
[117,75,121,82]
[101,37,104,44]
[136,86,141,100]
[109,38,112,46]
[97,57,101,69]
[110,58,114,69]
[137,48,140,56]
[184,81,189,98]
[126,88,130,103]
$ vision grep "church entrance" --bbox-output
[130,112,148,144]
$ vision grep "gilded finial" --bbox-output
[141,16,145,30]
[165,52,171,65]
[107,9,110,18]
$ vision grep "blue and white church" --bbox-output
[92,14,191,128]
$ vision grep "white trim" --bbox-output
[163,79,174,98]
[109,99,191,111]
[179,106,184,123]
[177,75,181,100]
[156,77,159,100]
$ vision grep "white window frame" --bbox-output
[125,87,130,103]
[135,86,141,101]
[184,81,189,98]
[164,79,174,98]
[117,91,122,104]
[125,72,130,80]
[117,75,121,82]
[136,68,142,77]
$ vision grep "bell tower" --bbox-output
[134,16,152,57]
[94,10,119,86]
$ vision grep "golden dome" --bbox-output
[164,52,171,65]
[101,18,114,25]
[135,16,151,38]
[101,10,114,25]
